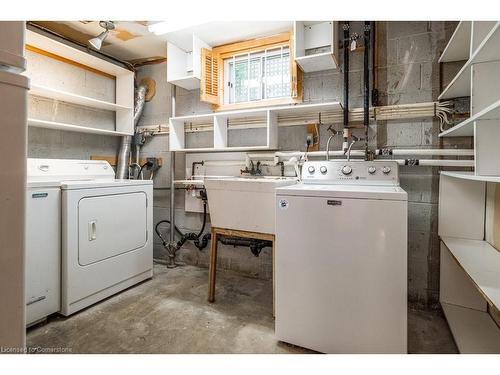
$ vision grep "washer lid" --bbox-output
[27,180,61,188]
[61,179,153,190]
[276,183,408,201]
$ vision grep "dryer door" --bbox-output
[78,192,147,266]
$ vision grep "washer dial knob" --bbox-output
[341,165,352,175]
[320,166,328,174]
[368,166,376,174]
[308,166,315,174]
[382,166,391,174]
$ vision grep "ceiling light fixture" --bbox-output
[147,20,206,35]
[88,21,115,50]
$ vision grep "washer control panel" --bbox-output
[302,160,400,186]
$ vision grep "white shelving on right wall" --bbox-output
[439,22,500,176]
[438,21,500,353]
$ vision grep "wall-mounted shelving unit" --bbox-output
[167,34,210,90]
[25,29,134,136]
[169,101,342,152]
[438,21,500,354]
[439,21,500,176]
[293,21,338,72]
[438,171,500,353]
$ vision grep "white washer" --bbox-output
[26,164,61,326]
[275,160,408,353]
[60,165,153,316]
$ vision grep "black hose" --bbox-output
[154,219,184,245]
[154,188,272,256]
[138,161,153,179]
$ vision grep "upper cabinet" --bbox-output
[293,21,338,72]
[167,34,211,90]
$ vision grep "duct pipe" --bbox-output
[363,21,371,160]
[343,21,350,152]
[116,83,148,179]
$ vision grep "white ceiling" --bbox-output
[159,21,293,51]
[37,21,293,62]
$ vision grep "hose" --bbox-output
[138,160,153,180]
[154,188,272,258]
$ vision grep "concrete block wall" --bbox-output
[137,21,471,309]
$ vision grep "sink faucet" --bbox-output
[241,160,262,176]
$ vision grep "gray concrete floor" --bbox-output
[27,265,458,354]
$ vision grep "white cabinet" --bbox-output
[167,34,210,90]
[293,21,338,72]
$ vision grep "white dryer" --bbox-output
[60,163,153,316]
[275,160,408,353]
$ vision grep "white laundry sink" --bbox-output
[204,177,298,234]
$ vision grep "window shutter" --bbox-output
[200,48,221,105]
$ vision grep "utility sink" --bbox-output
[204,177,298,234]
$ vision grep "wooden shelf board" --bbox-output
[173,146,276,153]
[441,236,500,309]
[439,98,500,137]
[439,21,471,63]
[440,171,500,183]
[295,52,337,72]
[30,84,132,112]
[438,62,470,100]
[26,29,131,77]
[168,75,200,90]
[28,118,130,136]
[171,101,342,122]
[441,303,500,353]
[438,22,500,100]
[471,22,500,64]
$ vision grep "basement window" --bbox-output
[223,47,291,105]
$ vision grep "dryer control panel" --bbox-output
[301,160,400,186]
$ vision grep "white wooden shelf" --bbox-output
[176,146,277,153]
[441,236,500,309]
[438,62,470,100]
[441,171,500,183]
[26,29,134,135]
[470,22,500,64]
[439,22,500,100]
[28,118,129,136]
[441,303,500,353]
[30,84,133,112]
[439,21,471,63]
[169,101,342,152]
[440,98,500,137]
